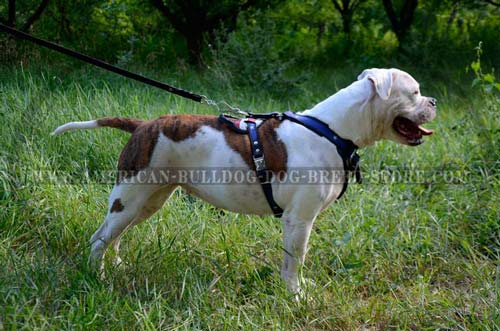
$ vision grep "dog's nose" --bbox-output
[429,98,437,107]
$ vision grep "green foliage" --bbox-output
[470,42,500,96]
[2,0,500,84]
[465,43,500,256]
[209,14,303,95]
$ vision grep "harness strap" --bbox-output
[219,110,362,217]
[282,111,362,199]
[218,114,249,134]
[246,120,284,217]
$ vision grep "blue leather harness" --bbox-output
[218,111,361,217]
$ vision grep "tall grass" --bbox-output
[0,63,499,330]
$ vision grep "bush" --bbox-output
[470,42,500,98]
[466,42,500,256]
[208,15,303,95]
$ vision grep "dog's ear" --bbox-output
[357,68,393,100]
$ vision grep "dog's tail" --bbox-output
[51,117,143,136]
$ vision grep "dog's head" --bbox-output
[358,68,436,146]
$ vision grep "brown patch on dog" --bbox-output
[203,116,288,176]
[161,114,213,142]
[97,117,143,133]
[115,114,288,182]
[116,120,159,181]
[110,198,124,213]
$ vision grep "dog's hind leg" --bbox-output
[89,183,170,272]
[111,185,176,266]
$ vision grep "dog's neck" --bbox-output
[302,79,384,148]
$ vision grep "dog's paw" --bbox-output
[291,278,318,303]
[112,256,123,268]
[88,263,107,281]
[300,277,317,289]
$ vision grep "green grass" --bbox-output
[0,64,499,330]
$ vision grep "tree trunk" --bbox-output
[341,10,352,34]
[382,0,418,48]
[8,0,16,27]
[185,32,203,65]
[483,0,500,6]
[2,0,49,30]
[150,0,261,66]
[21,0,50,32]
[316,22,325,47]
[445,2,459,37]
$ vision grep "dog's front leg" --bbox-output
[280,215,315,294]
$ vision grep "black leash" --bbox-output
[0,23,203,103]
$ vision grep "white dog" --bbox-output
[52,68,436,294]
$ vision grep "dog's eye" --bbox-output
[414,90,419,95]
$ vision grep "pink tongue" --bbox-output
[418,125,433,136]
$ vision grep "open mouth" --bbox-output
[392,116,433,146]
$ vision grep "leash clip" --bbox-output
[201,95,220,112]
[221,101,249,117]
[201,96,249,117]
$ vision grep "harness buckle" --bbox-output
[348,152,360,169]
[253,156,266,172]
[348,152,362,184]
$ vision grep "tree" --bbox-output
[1,0,50,31]
[150,0,263,64]
[331,0,367,35]
[382,0,418,47]
[275,0,335,48]
[483,0,500,6]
